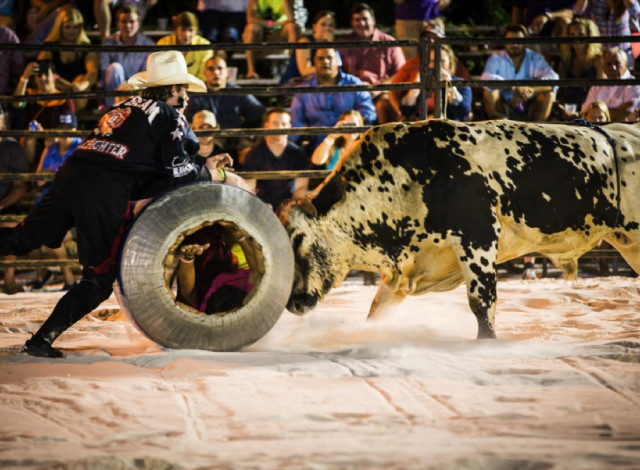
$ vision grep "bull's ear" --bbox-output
[297,198,318,217]
[311,172,345,216]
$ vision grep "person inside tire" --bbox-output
[176,223,260,315]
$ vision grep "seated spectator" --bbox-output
[243,108,309,209]
[574,0,640,69]
[37,7,98,111]
[394,0,450,60]
[0,0,16,29]
[31,111,79,291]
[197,0,248,43]
[24,0,73,45]
[157,11,214,82]
[100,5,155,108]
[242,0,301,79]
[35,112,81,199]
[481,24,558,121]
[185,55,265,163]
[94,0,157,40]
[556,17,603,119]
[386,43,472,122]
[0,104,29,295]
[582,99,610,121]
[279,9,340,85]
[581,46,640,121]
[311,110,364,170]
[512,0,575,37]
[290,48,377,152]
[338,2,406,117]
[13,60,75,168]
[0,25,24,96]
[190,110,228,165]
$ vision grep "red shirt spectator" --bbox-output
[338,3,405,86]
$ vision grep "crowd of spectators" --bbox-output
[1,0,640,292]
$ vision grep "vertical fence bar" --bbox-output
[418,37,430,120]
[433,37,444,119]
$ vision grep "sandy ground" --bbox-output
[0,276,639,469]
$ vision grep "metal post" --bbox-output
[418,37,430,120]
[433,37,444,119]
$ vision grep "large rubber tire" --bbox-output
[117,182,294,351]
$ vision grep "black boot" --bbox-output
[23,279,111,358]
[23,335,64,358]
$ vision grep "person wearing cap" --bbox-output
[30,111,81,292]
[35,112,81,202]
[0,50,235,358]
[191,110,227,165]
[190,109,251,193]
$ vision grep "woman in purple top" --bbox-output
[394,0,451,59]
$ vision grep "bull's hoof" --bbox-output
[477,327,497,340]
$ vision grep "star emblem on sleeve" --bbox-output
[170,127,184,141]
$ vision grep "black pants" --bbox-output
[0,158,134,343]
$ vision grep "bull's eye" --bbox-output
[292,233,305,253]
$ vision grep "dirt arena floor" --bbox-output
[0,273,639,469]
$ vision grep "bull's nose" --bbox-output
[286,294,317,315]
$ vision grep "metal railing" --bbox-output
[1,34,639,274]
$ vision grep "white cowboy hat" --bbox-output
[128,50,206,92]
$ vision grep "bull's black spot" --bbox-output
[469,262,497,306]
[312,172,345,216]
[379,170,395,186]
[351,214,416,262]
[501,127,620,232]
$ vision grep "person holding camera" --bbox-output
[311,110,364,170]
[37,8,99,111]
[13,59,75,169]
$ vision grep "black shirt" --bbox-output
[72,96,204,200]
[0,138,29,203]
[184,82,265,129]
[243,140,308,208]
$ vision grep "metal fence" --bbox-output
[0,34,638,273]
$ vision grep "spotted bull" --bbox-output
[278,119,640,338]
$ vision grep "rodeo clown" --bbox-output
[0,50,242,358]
